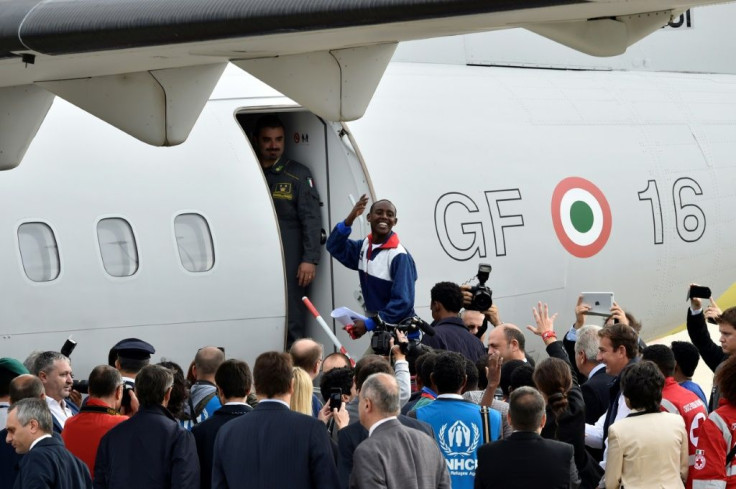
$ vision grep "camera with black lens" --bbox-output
[466,263,493,311]
[370,316,435,359]
[121,383,134,410]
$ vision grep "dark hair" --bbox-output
[504,327,526,352]
[476,355,489,391]
[499,360,526,398]
[194,347,225,376]
[718,307,736,330]
[464,358,479,393]
[430,282,464,314]
[642,345,676,378]
[254,114,285,136]
[9,375,44,404]
[319,366,354,403]
[598,324,639,359]
[368,199,396,215]
[136,365,174,408]
[0,371,14,397]
[290,340,323,372]
[620,360,664,413]
[215,359,252,399]
[533,358,571,421]
[88,365,122,398]
[605,311,642,334]
[509,364,535,393]
[117,356,149,374]
[354,355,392,392]
[418,353,438,390]
[670,341,700,378]
[158,361,188,418]
[716,355,736,405]
[508,386,546,432]
[431,352,467,394]
[254,352,293,398]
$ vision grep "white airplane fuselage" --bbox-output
[2,44,735,376]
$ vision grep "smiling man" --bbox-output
[584,323,639,472]
[326,194,417,339]
[255,114,322,349]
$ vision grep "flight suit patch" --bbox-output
[273,182,293,200]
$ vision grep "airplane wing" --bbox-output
[0,0,724,168]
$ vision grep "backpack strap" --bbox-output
[189,391,217,425]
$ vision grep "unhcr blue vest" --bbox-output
[416,397,501,489]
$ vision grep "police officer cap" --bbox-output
[0,357,29,377]
[111,338,155,360]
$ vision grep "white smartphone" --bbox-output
[581,292,614,317]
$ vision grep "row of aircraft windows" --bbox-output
[18,213,215,282]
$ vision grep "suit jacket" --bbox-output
[15,436,92,489]
[604,412,688,489]
[581,367,613,425]
[338,414,434,489]
[350,418,450,489]
[212,400,339,489]
[94,404,199,489]
[191,403,251,489]
[475,431,580,489]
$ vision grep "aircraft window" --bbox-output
[174,213,215,272]
[17,222,60,282]
[97,218,139,277]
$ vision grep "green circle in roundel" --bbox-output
[570,201,594,233]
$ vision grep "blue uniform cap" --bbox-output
[111,338,155,360]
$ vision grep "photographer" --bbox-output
[421,282,486,362]
[326,195,417,339]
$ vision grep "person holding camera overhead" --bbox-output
[326,194,417,340]
[420,282,487,362]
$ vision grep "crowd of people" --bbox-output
[1,162,736,488]
[0,287,735,489]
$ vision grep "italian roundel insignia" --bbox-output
[551,177,612,258]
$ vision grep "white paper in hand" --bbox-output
[330,307,367,328]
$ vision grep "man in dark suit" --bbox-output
[94,364,199,489]
[212,351,339,489]
[475,386,580,489]
[192,359,253,489]
[338,355,434,489]
[568,325,613,425]
[350,373,449,489]
[6,398,92,489]
[1,375,51,489]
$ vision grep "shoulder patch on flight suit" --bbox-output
[273,182,293,200]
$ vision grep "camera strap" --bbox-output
[80,405,121,416]
[480,406,492,444]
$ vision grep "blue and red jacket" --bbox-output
[326,220,417,331]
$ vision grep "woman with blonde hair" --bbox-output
[290,366,313,415]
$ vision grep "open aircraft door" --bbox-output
[238,110,372,354]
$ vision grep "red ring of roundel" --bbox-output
[550,177,612,258]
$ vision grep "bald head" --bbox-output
[487,324,526,361]
[9,374,45,403]
[289,339,323,378]
[194,347,225,380]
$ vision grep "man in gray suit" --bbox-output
[350,373,450,489]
